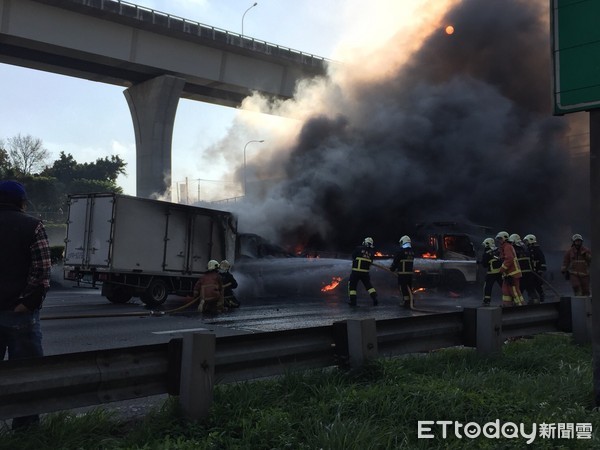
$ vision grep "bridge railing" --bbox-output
[0,297,589,421]
[48,0,329,67]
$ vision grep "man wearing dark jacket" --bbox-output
[0,180,51,429]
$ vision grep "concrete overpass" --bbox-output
[0,0,328,196]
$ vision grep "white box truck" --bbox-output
[63,193,237,306]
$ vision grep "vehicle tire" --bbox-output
[105,285,133,304]
[141,279,169,306]
[443,270,467,291]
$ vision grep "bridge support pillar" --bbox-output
[124,75,185,198]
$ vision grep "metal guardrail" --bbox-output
[0,300,578,421]
[35,0,329,67]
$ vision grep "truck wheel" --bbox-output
[105,286,133,304]
[443,270,467,291]
[141,279,169,306]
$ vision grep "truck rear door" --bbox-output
[64,195,113,268]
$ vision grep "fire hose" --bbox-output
[530,271,564,299]
[41,296,201,320]
[370,262,443,313]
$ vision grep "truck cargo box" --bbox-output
[63,193,237,305]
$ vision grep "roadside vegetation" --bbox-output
[1,333,598,449]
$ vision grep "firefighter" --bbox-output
[510,233,538,304]
[390,235,415,308]
[193,260,225,313]
[481,237,502,306]
[523,234,547,303]
[219,260,240,308]
[496,231,524,307]
[348,237,378,306]
[561,234,592,296]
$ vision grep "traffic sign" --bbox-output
[551,0,600,115]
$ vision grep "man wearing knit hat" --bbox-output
[0,180,51,429]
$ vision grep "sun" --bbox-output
[445,25,455,35]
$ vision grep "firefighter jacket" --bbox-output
[220,271,238,297]
[390,246,415,274]
[481,247,502,274]
[193,270,224,303]
[499,241,522,278]
[0,204,46,311]
[528,244,547,273]
[562,244,592,277]
[351,245,375,272]
[514,243,532,273]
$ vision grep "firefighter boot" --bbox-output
[348,294,357,307]
[371,293,378,306]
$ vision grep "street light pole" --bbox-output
[241,2,257,37]
[243,139,264,197]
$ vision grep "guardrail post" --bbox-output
[476,307,502,355]
[179,331,216,421]
[346,319,378,367]
[571,296,592,345]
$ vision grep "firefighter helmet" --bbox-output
[482,238,495,248]
[207,260,220,270]
[523,234,537,245]
[572,233,583,242]
[495,231,509,242]
[508,233,521,244]
[363,237,374,247]
[220,260,231,270]
[399,235,411,245]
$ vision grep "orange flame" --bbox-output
[412,287,426,294]
[321,276,342,292]
[375,251,383,257]
[421,252,437,259]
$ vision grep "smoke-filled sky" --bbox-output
[0,0,589,250]
[218,0,588,251]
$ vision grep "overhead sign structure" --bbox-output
[551,0,600,115]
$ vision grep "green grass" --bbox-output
[1,333,599,449]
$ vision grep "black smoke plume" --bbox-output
[231,0,584,252]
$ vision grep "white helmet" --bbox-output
[482,237,495,248]
[572,233,583,242]
[207,260,220,270]
[399,235,411,245]
[523,234,537,245]
[363,237,374,247]
[220,260,231,270]
[508,233,521,244]
[495,231,509,242]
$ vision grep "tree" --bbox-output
[0,141,12,178]
[5,134,50,175]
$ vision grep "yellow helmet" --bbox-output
[523,234,536,245]
[220,260,231,270]
[399,235,411,245]
[572,234,583,242]
[495,231,509,242]
[508,233,521,244]
[482,237,495,248]
[363,237,374,247]
[207,260,220,270]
